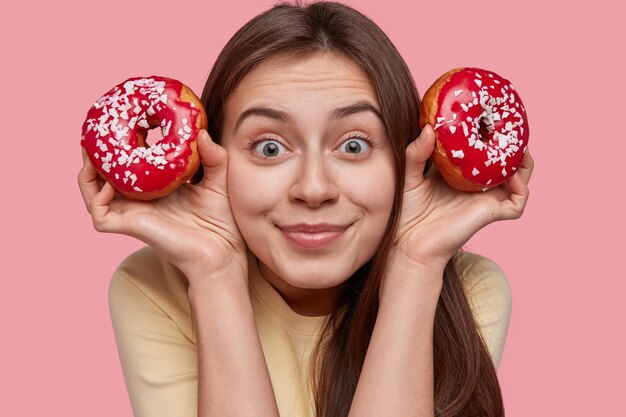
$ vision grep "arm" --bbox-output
[79,131,280,417]
[348,125,531,416]
[348,251,443,417]
[187,267,280,417]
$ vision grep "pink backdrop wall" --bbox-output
[1,0,623,415]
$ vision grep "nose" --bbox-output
[288,153,339,208]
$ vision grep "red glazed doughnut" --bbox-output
[420,67,529,192]
[81,76,207,200]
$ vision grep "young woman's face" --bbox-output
[221,52,396,315]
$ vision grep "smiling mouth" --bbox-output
[278,223,350,250]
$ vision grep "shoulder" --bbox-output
[452,251,512,305]
[108,246,194,341]
[107,247,199,416]
[451,251,512,368]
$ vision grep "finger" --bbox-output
[90,181,117,232]
[78,154,102,213]
[405,124,435,190]
[516,149,534,186]
[502,171,529,219]
[197,129,229,192]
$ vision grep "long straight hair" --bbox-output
[199,1,504,416]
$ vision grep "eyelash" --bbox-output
[243,133,377,153]
[243,134,282,152]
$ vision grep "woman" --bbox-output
[78,1,532,416]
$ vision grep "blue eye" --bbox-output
[338,136,371,154]
[252,139,287,158]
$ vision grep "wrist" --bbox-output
[379,247,445,305]
[186,259,249,302]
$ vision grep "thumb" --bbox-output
[405,124,435,189]
[197,129,228,190]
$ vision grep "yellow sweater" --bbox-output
[108,246,512,417]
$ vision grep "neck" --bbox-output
[256,260,344,317]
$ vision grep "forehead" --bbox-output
[224,52,379,118]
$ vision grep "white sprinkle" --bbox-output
[453,89,463,97]
[182,118,189,125]
[495,132,509,149]
[449,125,457,134]
[461,103,469,112]
[502,167,507,176]
[452,150,464,158]
[162,120,172,136]
[474,79,482,87]
[434,123,442,130]
[462,121,469,136]
[472,167,480,176]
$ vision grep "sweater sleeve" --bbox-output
[108,247,198,417]
[455,252,513,369]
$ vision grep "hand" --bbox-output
[392,124,534,272]
[78,130,247,280]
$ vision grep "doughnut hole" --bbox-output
[136,116,165,148]
[478,120,491,144]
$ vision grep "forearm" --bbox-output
[188,269,279,417]
[348,252,443,417]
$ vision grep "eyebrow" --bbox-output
[233,101,385,133]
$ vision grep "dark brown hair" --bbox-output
[200,1,504,416]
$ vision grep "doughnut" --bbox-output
[420,67,529,192]
[81,76,207,200]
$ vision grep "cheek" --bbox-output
[227,161,287,222]
[342,159,396,217]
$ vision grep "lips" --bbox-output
[278,223,349,250]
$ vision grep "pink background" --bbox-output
[1,0,623,415]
